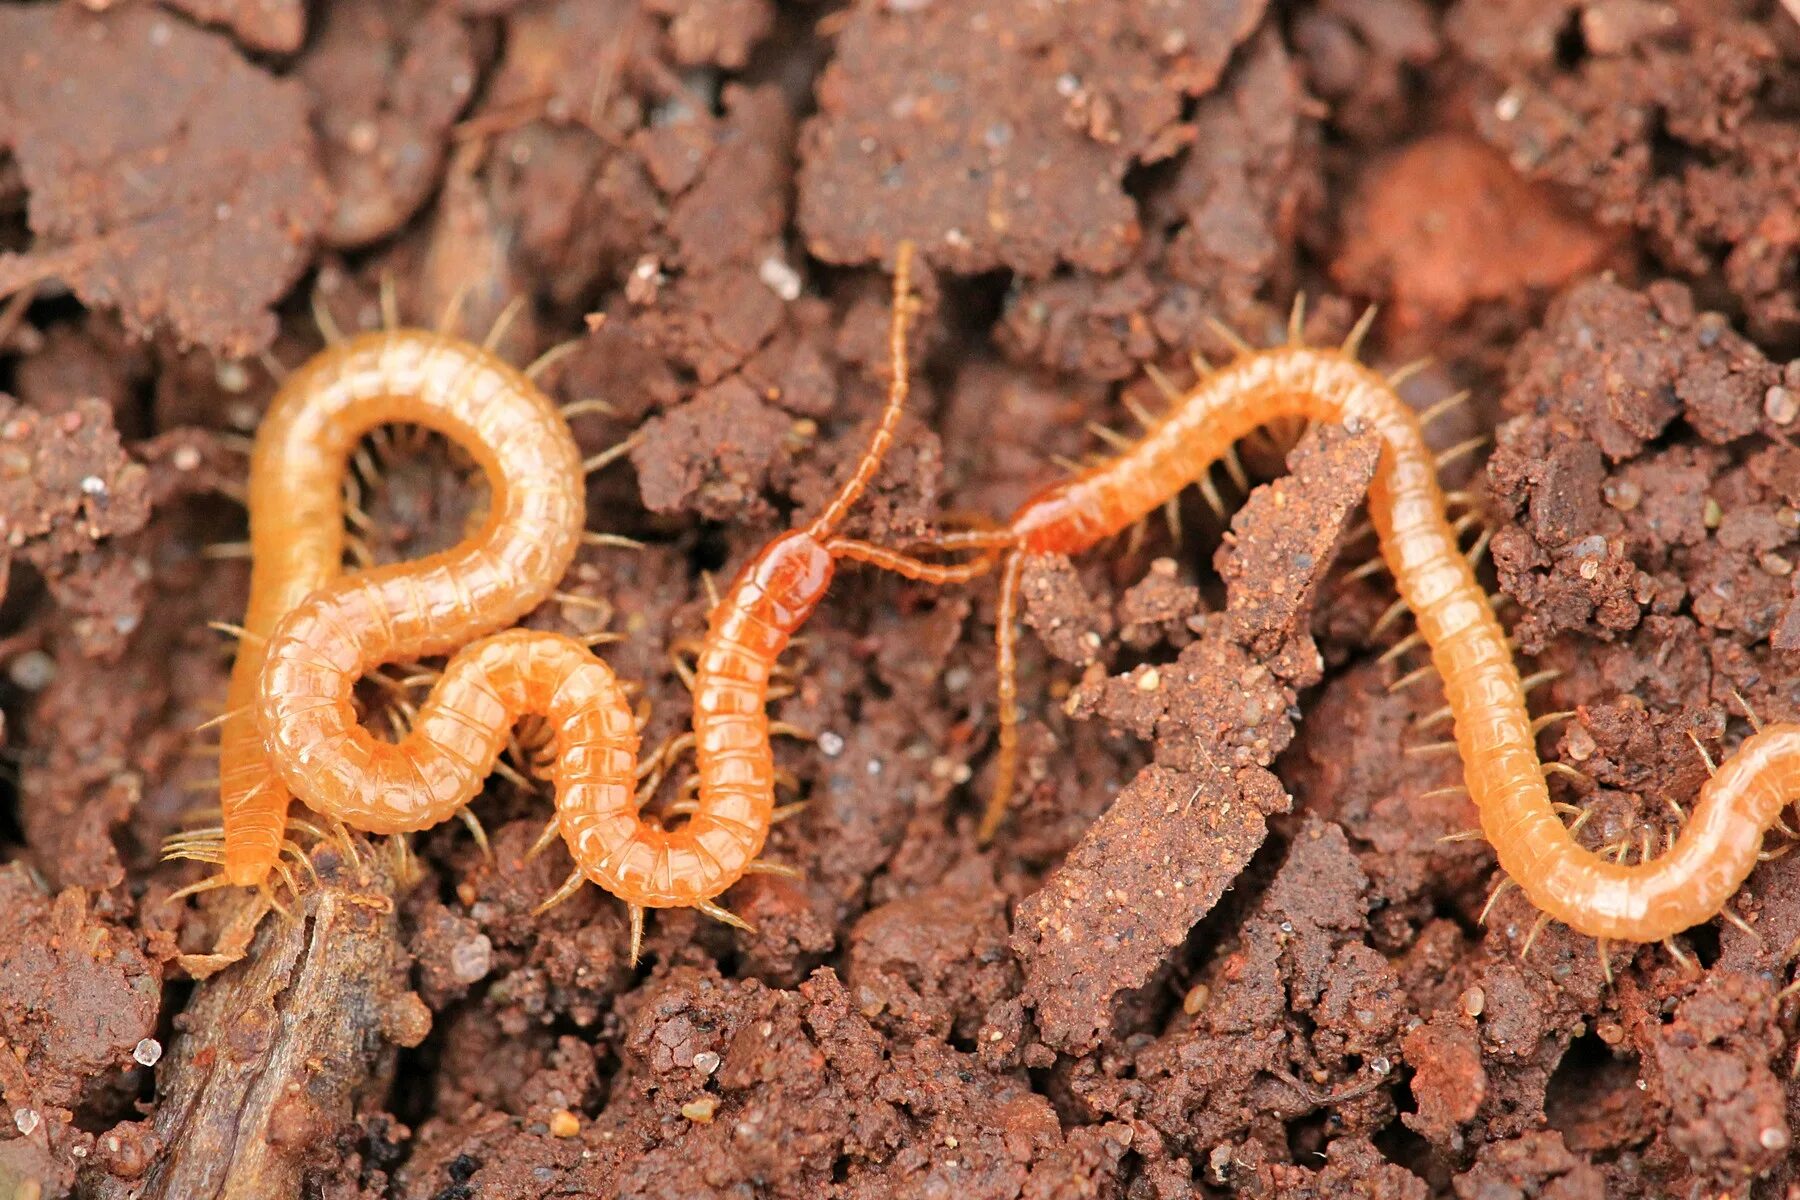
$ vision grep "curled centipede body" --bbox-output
[196,322,587,892]
[550,242,995,952]
[908,315,1796,948]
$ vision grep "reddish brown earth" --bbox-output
[1,1,1798,1197]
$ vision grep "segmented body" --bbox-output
[975,346,1789,942]
[220,328,583,884]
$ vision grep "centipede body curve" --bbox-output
[959,345,1792,944]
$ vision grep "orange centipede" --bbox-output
[246,248,963,961]
[169,308,612,899]
[538,242,994,956]
[901,311,1796,949]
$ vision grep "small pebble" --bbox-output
[681,1097,718,1123]
[548,1109,581,1138]
[1182,983,1211,1015]
[1460,986,1486,1018]
[1765,385,1798,425]
[8,650,57,691]
[1760,1126,1789,1151]
[818,731,845,757]
[132,1038,162,1067]
[1136,667,1161,692]
[14,1107,40,1136]
[693,1051,721,1075]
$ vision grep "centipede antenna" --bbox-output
[483,295,528,354]
[1286,293,1307,346]
[525,339,582,382]
[583,430,643,475]
[628,903,646,966]
[379,274,401,332]
[1341,305,1379,360]
[1476,876,1516,925]
[1143,364,1182,404]
[207,621,266,647]
[1436,436,1489,472]
[1205,316,1255,357]
[311,289,347,346]
[560,398,615,421]
[534,868,588,916]
[1387,358,1431,389]
[694,898,754,932]
[1686,730,1718,776]
[806,241,917,538]
[1418,390,1472,430]
[1519,912,1551,959]
[1087,421,1134,452]
[1188,350,1215,379]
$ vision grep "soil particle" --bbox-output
[0,6,329,356]
[125,851,415,1200]
[1487,276,1788,652]
[295,0,476,249]
[0,396,151,631]
[629,377,797,520]
[161,0,307,54]
[798,0,1266,276]
[1451,0,1800,343]
[1011,423,1375,1054]
[1450,1130,1606,1200]
[1331,132,1616,337]
[0,868,160,1145]
[996,30,1322,381]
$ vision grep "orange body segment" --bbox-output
[986,347,1786,942]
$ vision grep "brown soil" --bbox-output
[1,1,1798,1197]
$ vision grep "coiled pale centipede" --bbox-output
[169,314,605,897]
[909,315,1796,947]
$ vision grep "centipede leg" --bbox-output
[628,903,646,966]
[458,808,493,859]
[534,868,587,916]
[694,898,753,932]
[524,816,562,862]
